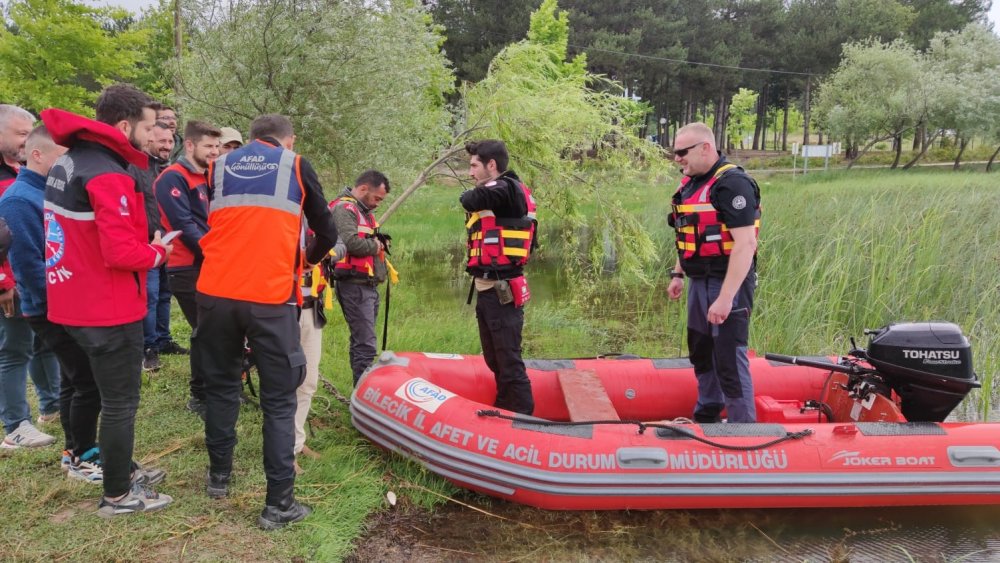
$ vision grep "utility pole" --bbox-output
[173,0,182,95]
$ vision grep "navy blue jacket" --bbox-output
[0,168,48,317]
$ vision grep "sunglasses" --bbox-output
[671,141,705,158]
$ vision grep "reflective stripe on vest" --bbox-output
[197,141,306,304]
[466,181,537,269]
[212,148,301,216]
[671,164,760,259]
[332,195,377,278]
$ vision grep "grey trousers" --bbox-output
[334,281,380,385]
[686,270,757,423]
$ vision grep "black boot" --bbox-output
[206,469,231,499]
[258,480,311,530]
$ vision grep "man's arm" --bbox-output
[87,173,167,270]
[1,197,45,299]
[298,157,337,264]
[154,169,205,261]
[459,180,515,212]
[706,226,756,324]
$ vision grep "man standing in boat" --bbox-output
[666,122,761,423]
[462,140,537,416]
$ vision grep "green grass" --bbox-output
[2,168,998,560]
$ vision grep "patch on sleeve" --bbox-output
[731,195,747,210]
[171,187,182,198]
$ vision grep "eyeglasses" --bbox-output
[671,142,705,158]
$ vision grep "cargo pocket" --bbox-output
[288,349,307,389]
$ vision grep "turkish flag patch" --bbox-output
[171,188,181,198]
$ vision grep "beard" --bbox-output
[128,131,144,152]
[0,143,22,163]
[193,154,210,170]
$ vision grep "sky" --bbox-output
[89,0,1000,35]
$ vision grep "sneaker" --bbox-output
[60,450,72,473]
[258,500,312,530]
[97,481,173,518]
[131,460,167,486]
[206,469,231,499]
[37,412,60,425]
[142,348,161,372]
[1,420,56,449]
[67,447,103,483]
[186,397,207,420]
[159,341,189,355]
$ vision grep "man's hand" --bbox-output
[0,288,15,318]
[667,277,684,300]
[707,296,733,325]
[151,230,174,261]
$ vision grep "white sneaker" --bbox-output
[1,420,56,449]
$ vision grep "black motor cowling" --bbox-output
[865,322,980,422]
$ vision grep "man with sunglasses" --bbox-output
[666,122,761,423]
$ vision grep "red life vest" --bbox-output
[330,195,378,279]
[466,180,537,273]
[671,164,760,260]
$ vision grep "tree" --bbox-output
[727,88,758,150]
[814,39,926,168]
[0,0,147,115]
[426,0,537,84]
[924,23,1000,169]
[901,0,991,50]
[175,0,454,185]
[384,0,666,284]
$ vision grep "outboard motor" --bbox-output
[864,322,980,422]
[766,321,981,423]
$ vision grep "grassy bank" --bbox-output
[2,168,997,560]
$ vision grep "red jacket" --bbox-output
[41,108,166,327]
[0,161,19,292]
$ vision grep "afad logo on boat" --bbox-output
[395,378,456,414]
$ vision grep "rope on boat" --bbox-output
[475,410,814,451]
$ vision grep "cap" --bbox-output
[219,127,243,146]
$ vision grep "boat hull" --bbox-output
[351,352,1000,510]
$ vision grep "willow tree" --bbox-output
[382,0,667,284]
[174,0,454,185]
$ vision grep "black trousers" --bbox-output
[64,322,144,499]
[195,293,305,505]
[168,268,205,400]
[475,288,534,415]
[26,316,101,457]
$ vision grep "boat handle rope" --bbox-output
[476,410,814,451]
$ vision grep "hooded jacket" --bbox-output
[41,108,166,327]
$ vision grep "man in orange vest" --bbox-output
[195,114,337,530]
[330,170,390,385]
[666,122,761,423]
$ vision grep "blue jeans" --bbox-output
[155,265,173,348]
[143,268,160,349]
[0,314,61,434]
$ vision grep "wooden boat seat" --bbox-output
[557,369,621,422]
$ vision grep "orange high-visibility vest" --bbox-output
[198,140,307,304]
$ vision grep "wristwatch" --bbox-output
[670,271,685,279]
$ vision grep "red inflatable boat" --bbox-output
[350,323,1000,510]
